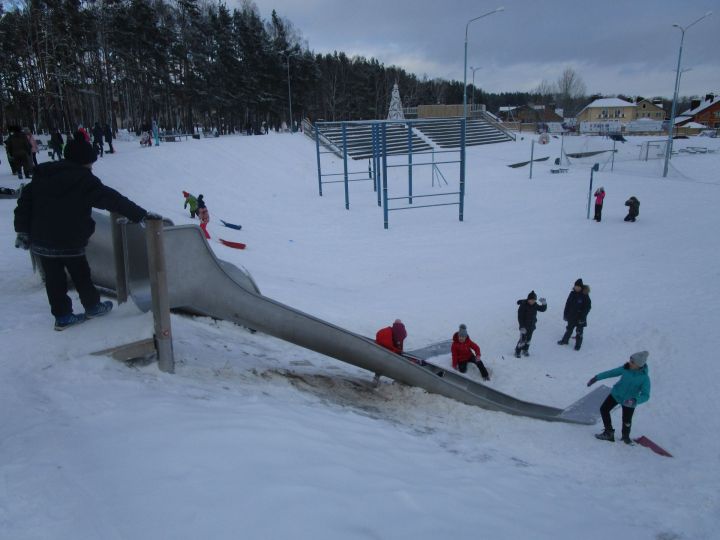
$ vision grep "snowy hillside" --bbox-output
[1,131,719,539]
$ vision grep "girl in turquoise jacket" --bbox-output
[587,351,651,444]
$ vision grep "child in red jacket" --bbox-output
[376,319,407,354]
[451,324,490,381]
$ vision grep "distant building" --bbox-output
[575,97,636,123]
[635,98,665,120]
[675,94,720,129]
[496,104,563,123]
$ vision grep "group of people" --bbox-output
[182,191,210,238]
[592,187,641,223]
[375,276,650,445]
[3,123,115,180]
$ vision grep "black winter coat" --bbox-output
[563,290,591,324]
[92,125,104,143]
[6,132,31,158]
[625,197,640,217]
[517,299,547,331]
[14,161,147,253]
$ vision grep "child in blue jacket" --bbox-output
[587,351,651,444]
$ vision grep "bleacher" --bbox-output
[310,115,514,160]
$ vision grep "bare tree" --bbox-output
[555,67,586,115]
[533,79,556,104]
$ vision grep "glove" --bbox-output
[15,233,30,250]
[538,297,546,305]
[519,327,527,335]
[622,398,637,407]
[586,376,597,387]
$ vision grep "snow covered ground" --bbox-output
[1,130,719,539]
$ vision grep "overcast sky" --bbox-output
[247,0,718,99]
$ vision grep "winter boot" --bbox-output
[595,429,615,442]
[621,424,634,445]
[514,350,521,358]
[522,349,529,357]
[85,300,113,319]
[574,335,583,351]
[557,340,568,345]
[54,313,86,331]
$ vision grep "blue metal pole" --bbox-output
[382,123,389,229]
[587,169,594,219]
[529,139,535,179]
[374,124,381,206]
[407,122,413,204]
[315,122,323,196]
[459,117,466,222]
[342,122,349,210]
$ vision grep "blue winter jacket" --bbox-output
[595,364,650,407]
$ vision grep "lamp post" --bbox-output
[284,51,300,133]
[463,7,503,133]
[662,11,712,177]
[470,66,482,112]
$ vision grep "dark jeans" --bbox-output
[515,327,535,352]
[600,394,635,435]
[106,140,114,153]
[561,321,584,348]
[39,255,100,317]
[594,203,603,221]
[458,355,489,379]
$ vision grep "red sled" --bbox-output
[634,436,673,458]
[219,238,246,250]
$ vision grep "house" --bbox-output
[575,97,636,123]
[635,98,665,120]
[496,104,563,123]
[675,94,720,129]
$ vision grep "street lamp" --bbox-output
[470,66,482,111]
[283,51,300,133]
[463,7,503,130]
[662,11,712,177]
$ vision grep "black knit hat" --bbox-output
[527,290,537,300]
[64,133,97,165]
[574,278,584,288]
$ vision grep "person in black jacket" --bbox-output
[14,133,151,331]
[624,196,640,222]
[92,122,104,157]
[515,290,547,358]
[6,126,33,179]
[103,123,114,154]
[49,129,64,161]
[558,278,592,350]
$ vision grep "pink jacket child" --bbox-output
[593,187,606,222]
[197,194,210,239]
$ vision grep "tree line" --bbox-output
[0,0,689,135]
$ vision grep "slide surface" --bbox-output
[85,212,602,424]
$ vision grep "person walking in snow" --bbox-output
[624,196,640,222]
[92,122,104,157]
[452,324,490,381]
[515,290,547,358]
[6,126,33,179]
[103,123,114,154]
[587,351,651,444]
[24,128,39,167]
[558,278,591,350]
[13,132,151,331]
[182,191,198,218]
[197,194,210,238]
[375,319,407,354]
[49,129,64,161]
[593,187,605,222]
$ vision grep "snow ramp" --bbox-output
[85,212,603,424]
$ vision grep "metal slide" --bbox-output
[85,212,605,424]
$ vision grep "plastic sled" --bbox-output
[219,238,246,250]
[634,436,673,457]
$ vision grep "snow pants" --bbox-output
[39,255,101,318]
[600,394,636,438]
[515,327,535,353]
[457,355,489,379]
[594,203,603,221]
[561,321,584,349]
